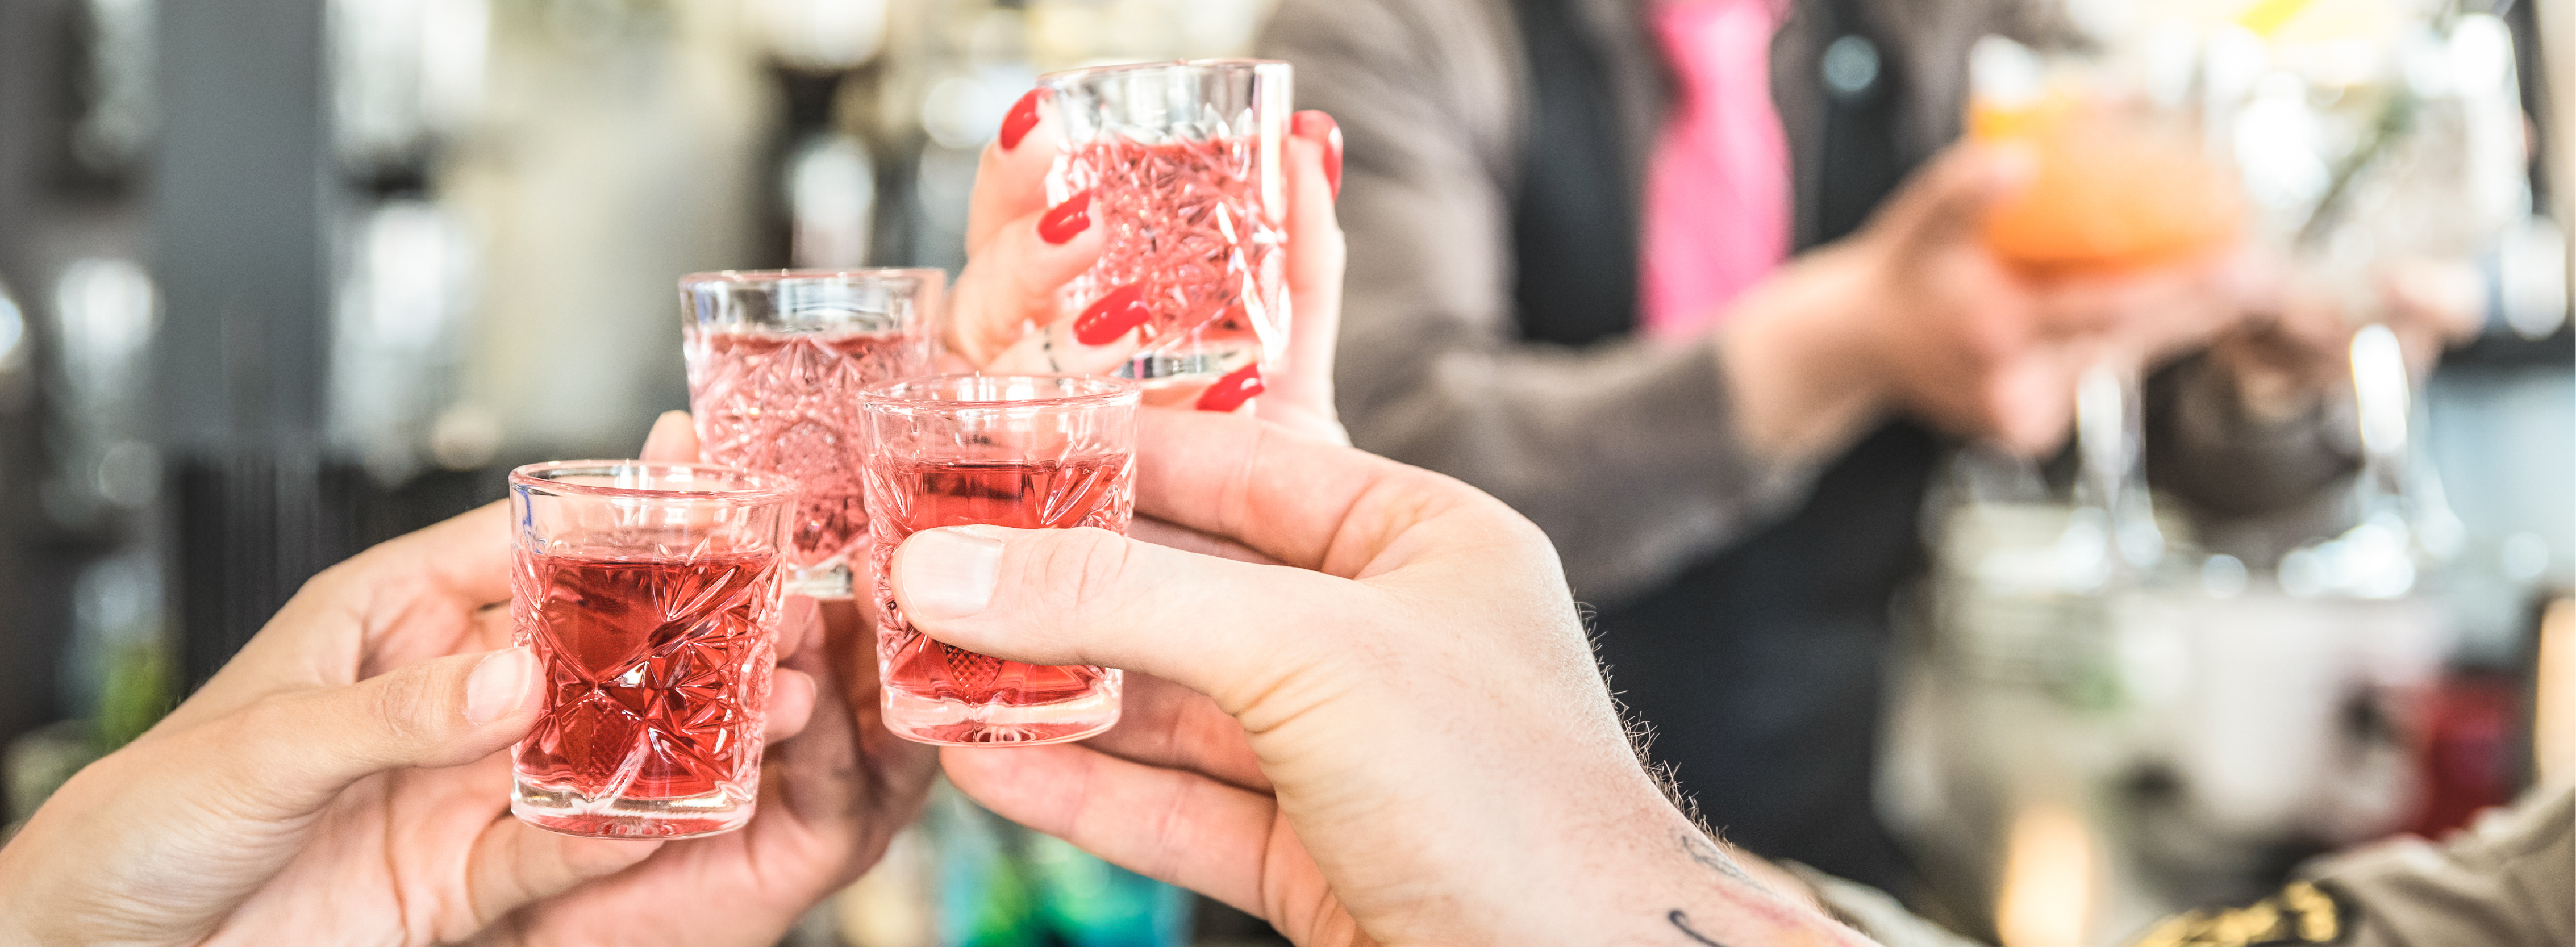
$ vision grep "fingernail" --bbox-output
[1195,362,1265,412]
[1296,111,1343,199]
[1038,190,1093,244]
[999,89,1044,151]
[465,648,539,725]
[1074,283,1152,345]
[899,528,1004,620]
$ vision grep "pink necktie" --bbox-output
[1638,0,1793,341]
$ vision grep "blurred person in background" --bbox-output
[1254,0,2480,894]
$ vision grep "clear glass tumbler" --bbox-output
[860,374,1139,745]
[680,268,944,599]
[1039,59,1290,410]
[508,461,796,838]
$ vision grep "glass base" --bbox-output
[512,780,756,839]
[882,684,1122,746]
[787,558,854,600]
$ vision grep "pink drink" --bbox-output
[1060,136,1282,400]
[1043,60,1290,407]
[859,375,1139,746]
[870,456,1131,744]
[687,330,916,578]
[514,550,780,836]
[506,461,793,839]
[679,269,942,599]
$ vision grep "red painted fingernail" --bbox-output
[1074,283,1152,345]
[1037,190,1092,244]
[1297,111,1343,200]
[999,89,1043,151]
[1195,363,1264,412]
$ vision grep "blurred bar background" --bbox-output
[0,1,2565,945]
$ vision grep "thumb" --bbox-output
[198,647,544,819]
[889,525,1358,710]
[1868,143,2033,259]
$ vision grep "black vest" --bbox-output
[1505,0,1940,894]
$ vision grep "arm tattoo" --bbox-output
[1669,910,1731,946]
[1677,831,1758,887]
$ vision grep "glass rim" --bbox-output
[1037,57,1291,85]
[678,267,947,290]
[858,373,1141,409]
[508,460,799,502]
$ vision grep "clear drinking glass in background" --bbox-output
[507,461,796,838]
[1039,59,1290,411]
[1964,29,2246,579]
[860,374,1139,745]
[680,268,944,600]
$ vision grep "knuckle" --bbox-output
[362,668,449,755]
[1044,528,1135,619]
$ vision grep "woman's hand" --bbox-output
[890,408,1864,946]
[0,416,936,947]
[945,90,1349,444]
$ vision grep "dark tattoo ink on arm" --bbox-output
[1669,910,1729,946]
[1677,830,1758,888]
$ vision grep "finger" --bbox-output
[1127,408,1508,574]
[1130,516,1284,565]
[1086,673,1270,792]
[943,743,1315,920]
[187,648,544,823]
[640,410,702,462]
[947,198,1107,365]
[1870,143,2035,261]
[965,89,1066,256]
[889,523,1361,702]
[1263,111,1350,443]
[762,666,818,743]
[162,502,518,729]
[979,293,1144,376]
[464,818,665,931]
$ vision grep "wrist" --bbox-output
[1715,247,1891,462]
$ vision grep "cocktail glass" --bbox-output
[1966,32,2245,577]
[507,461,797,838]
[860,374,1139,745]
[681,268,944,600]
[1039,59,1290,411]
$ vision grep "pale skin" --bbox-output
[0,415,939,946]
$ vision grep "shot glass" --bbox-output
[860,374,1139,745]
[681,268,944,599]
[508,461,796,838]
[1039,59,1291,410]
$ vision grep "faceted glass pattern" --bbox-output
[860,376,1139,745]
[681,270,941,599]
[1042,60,1290,398]
[507,462,793,839]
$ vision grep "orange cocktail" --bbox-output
[1971,88,2242,274]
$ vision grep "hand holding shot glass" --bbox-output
[1035,59,1293,411]
[508,461,795,838]
[861,374,1140,745]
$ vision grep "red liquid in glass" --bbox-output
[871,456,1131,739]
[514,549,780,832]
[686,331,925,573]
[1062,136,1283,391]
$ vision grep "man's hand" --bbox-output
[893,408,1865,946]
